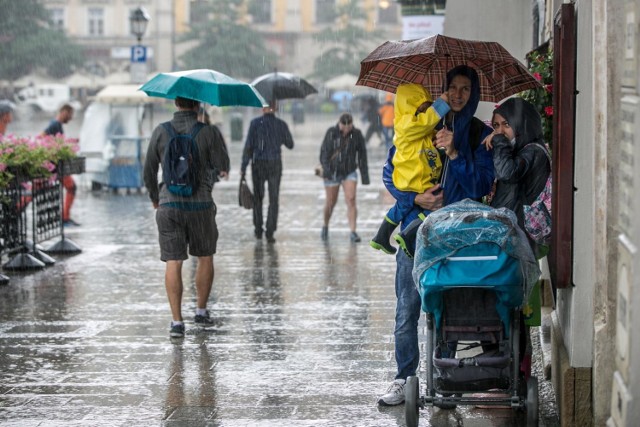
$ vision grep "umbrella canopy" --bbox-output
[251,72,317,103]
[330,90,354,103]
[325,73,358,91]
[357,35,542,103]
[140,69,267,107]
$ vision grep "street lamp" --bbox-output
[129,6,150,43]
[129,6,150,84]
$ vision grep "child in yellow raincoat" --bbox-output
[370,83,450,257]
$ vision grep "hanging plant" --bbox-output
[520,46,553,148]
[0,134,79,189]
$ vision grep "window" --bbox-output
[50,8,65,31]
[249,0,271,24]
[316,0,335,24]
[378,2,398,25]
[190,0,210,25]
[88,8,104,36]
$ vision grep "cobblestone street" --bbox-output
[0,112,558,426]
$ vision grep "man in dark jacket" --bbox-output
[240,101,294,243]
[143,96,230,339]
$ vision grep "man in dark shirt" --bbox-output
[43,104,77,226]
[240,102,294,243]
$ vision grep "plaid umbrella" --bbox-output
[357,35,542,103]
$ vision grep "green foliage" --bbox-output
[178,0,277,80]
[520,47,553,147]
[0,0,84,80]
[310,0,386,81]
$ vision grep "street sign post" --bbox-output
[130,45,147,84]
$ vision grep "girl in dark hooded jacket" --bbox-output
[487,98,551,236]
[486,97,551,381]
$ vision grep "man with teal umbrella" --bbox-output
[143,96,230,339]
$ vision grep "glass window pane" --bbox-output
[316,0,336,24]
[249,0,271,24]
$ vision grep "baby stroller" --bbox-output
[405,199,540,426]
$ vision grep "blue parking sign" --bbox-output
[131,45,147,63]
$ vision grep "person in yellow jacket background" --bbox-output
[378,93,395,150]
[370,83,450,256]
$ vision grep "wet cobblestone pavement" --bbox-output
[0,113,559,426]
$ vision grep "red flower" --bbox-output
[533,72,542,81]
[545,84,553,93]
[544,106,553,116]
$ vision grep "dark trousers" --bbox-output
[251,160,282,238]
[364,123,381,143]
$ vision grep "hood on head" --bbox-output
[493,98,543,150]
[394,83,432,117]
[445,65,481,122]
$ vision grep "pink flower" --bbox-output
[533,72,542,82]
[545,84,553,93]
[544,106,553,116]
[42,160,56,172]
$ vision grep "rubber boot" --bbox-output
[369,217,397,254]
[394,216,424,259]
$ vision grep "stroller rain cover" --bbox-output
[412,199,541,329]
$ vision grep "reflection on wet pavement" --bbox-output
[0,113,557,426]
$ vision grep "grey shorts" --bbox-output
[155,206,218,261]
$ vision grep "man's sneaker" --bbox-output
[194,310,215,327]
[169,323,185,338]
[350,231,361,243]
[377,379,406,406]
[63,218,81,227]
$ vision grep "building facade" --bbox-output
[39,0,404,80]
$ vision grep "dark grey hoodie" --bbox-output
[489,98,551,228]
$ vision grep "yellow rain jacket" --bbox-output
[392,83,445,192]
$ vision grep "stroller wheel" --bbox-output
[405,376,420,427]
[526,376,539,426]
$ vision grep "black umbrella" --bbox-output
[251,71,317,103]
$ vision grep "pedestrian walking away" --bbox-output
[319,112,370,243]
[198,104,227,187]
[377,65,494,407]
[370,83,450,257]
[42,104,78,226]
[240,101,294,243]
[362,96,382,145]
[378,93,395,150]
[143,96,230,339]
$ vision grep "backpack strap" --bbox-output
[189,122,206,139]
[161,121,177,138]
[526,142,552,166]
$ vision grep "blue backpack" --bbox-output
[161,121,205,197]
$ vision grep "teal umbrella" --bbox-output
[139,69,267,107]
